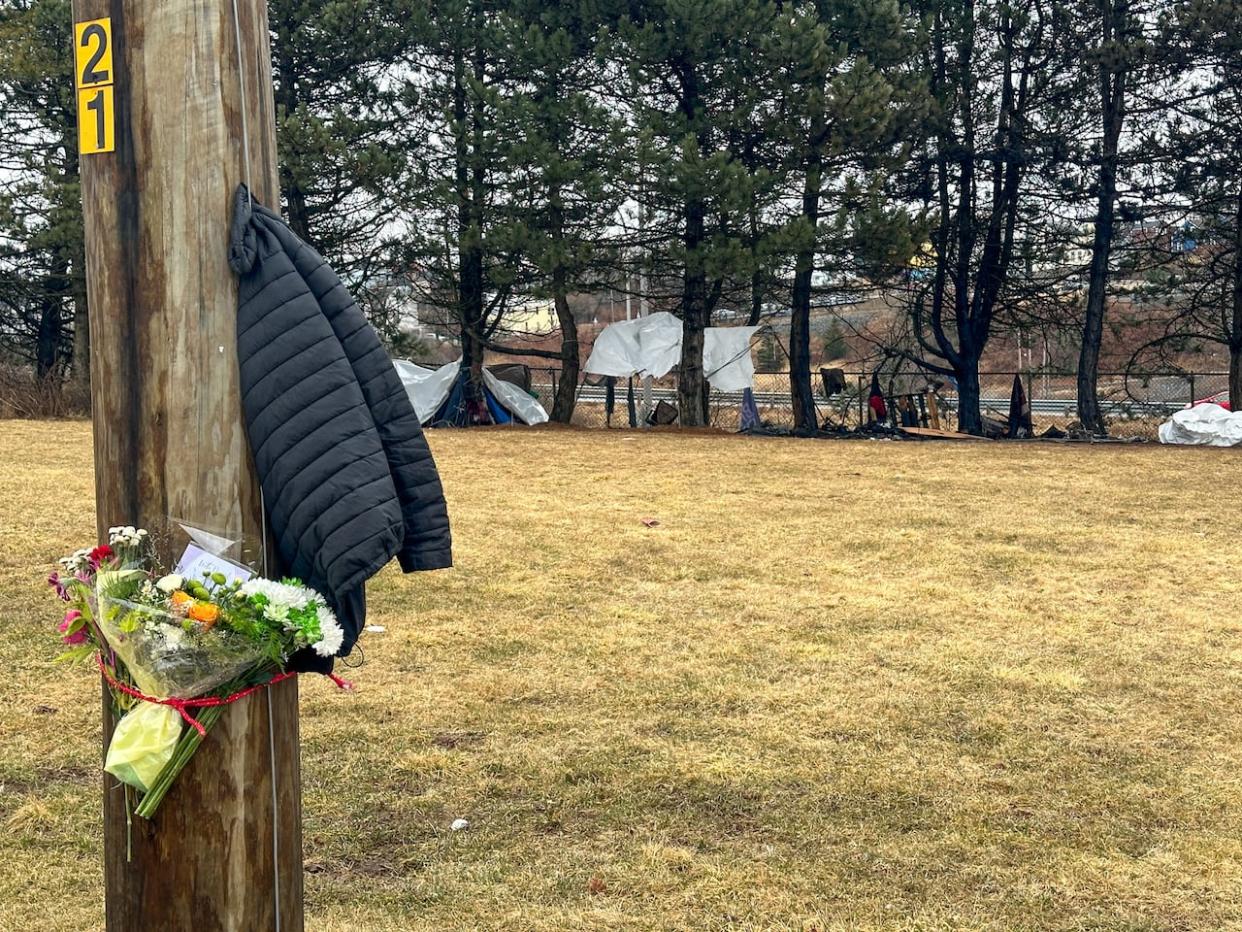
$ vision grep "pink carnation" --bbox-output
[58,609,82,633]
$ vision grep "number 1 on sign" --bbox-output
[78,86,114,154]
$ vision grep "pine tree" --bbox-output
[0,0,86,385]
[607,0,790,426]
[772,0,925,431]
[399,0,533,390]
[495,0,622,422]
[1134,0,1242,406]
[898,0,1077,434]
[268,0,412,289]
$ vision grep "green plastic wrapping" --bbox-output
[104,703,183,792]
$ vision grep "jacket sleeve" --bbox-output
[260,206,453,572]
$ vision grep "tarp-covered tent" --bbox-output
[1159,403,1242,446]
[394,359,549,427]
[583,311,759,391]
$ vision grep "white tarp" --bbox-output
[394,358,459,423]
[583,313,759,391]
[704,325,760,392]
[393,358,549,425]
[1158,403,1242,447]
[582,317,645,377]
[483,368,549,425]
[583,312,683,378]
[636,312,684,378]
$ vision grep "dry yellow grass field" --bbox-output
[2,419,1241,931]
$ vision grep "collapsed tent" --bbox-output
[583,311,759,391]
[394,359,549,427]
[1158,403,1242,447]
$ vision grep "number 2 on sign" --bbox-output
[74,19,112,86]
[74,18,114,154]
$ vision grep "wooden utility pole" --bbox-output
[71,0,303,928]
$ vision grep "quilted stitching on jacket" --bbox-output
[229,186,451,659]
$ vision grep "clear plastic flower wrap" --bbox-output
[50,521,350,821]
[95,594,269,699]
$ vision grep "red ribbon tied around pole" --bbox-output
[96,654,351,736]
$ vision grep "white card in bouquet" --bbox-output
[175,543,254,584]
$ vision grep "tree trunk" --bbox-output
[747,267,763,327]
[676,60,709,427]
[678,263,708,426]
[1077,0,1127,436]
[1230,343,1241,412]
[1230,189,1242,410]
[788,275,816,432]
[72,0,302,927]
[955,358,983,435]
[551,286,578,423]
[789,144,822,433]
[547,158,577,423]
[70,275,90,392]
[745,161,763,328]
[34,273,64,379]
[270,13,312,241]
[451,26,487,394]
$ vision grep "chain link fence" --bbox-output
[528,367,1231,437]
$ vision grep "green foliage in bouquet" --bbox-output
[47,526,344,824]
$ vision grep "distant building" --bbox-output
[505,299,558,336]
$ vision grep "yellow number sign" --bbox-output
[74,18,113,88]
[74,18,114,154]
[77,86,115,154]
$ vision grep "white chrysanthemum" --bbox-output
[158,624,187,650]
[108,526,148,548]
[239,578,313,611]
[313,608,344,657]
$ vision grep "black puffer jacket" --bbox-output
[229,186,451,659]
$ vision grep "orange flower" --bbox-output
[170,590,192,606]
[187,602,220,626]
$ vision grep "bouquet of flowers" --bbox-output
[49,525,343,820]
